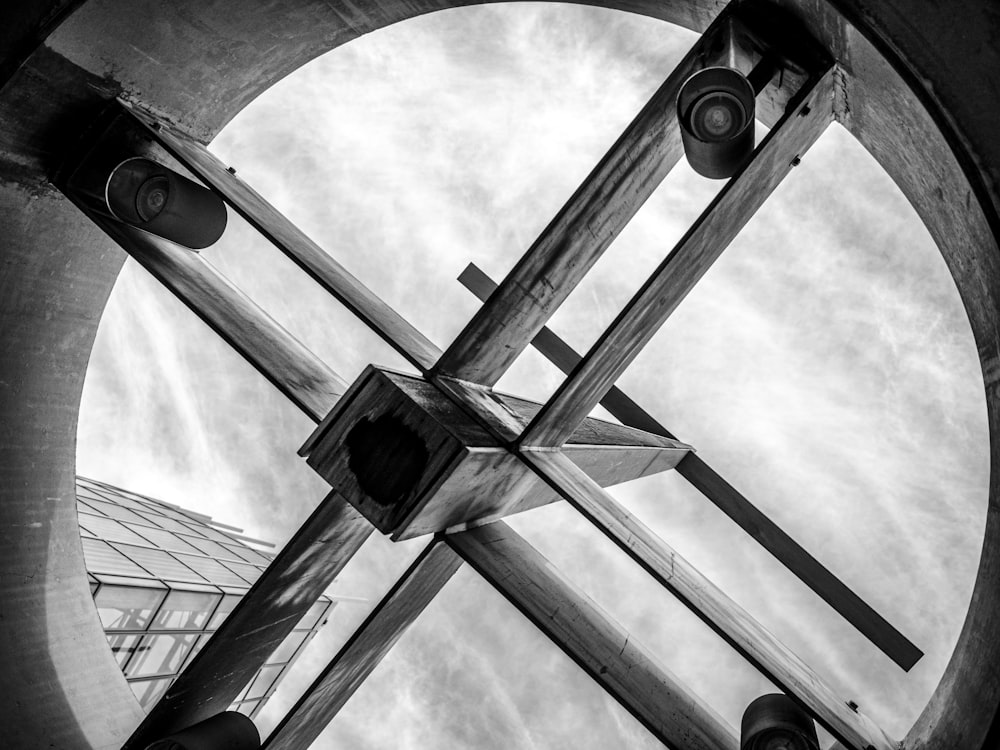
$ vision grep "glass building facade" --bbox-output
[77,475,333,718]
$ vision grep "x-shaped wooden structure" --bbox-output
[59,2,921,748]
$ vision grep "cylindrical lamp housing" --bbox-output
[740,694,820,750]
[143,711,261,750]
[106,157,227,249]
[677,66,756,179]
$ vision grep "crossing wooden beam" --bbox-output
[77,210,346,422]
[522,64,836,448]
[123,102,442,373]
[122,491,373,749]
[264,540,462,750]
[429,4,740,388]
[522,449,896,750]
[300,366,691,540]
[458,262,922,671]
[447,521,739,750]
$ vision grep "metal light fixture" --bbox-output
[741,694,819,750]
[105,157,227,250]
[677,65,757,179]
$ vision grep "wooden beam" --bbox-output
[123,102,442,373]
[677,455,921,671]
[458,262,922,671]
[522,65,836,448]
[263,540,462,750]
[429,6,738,388]
[521,449,896,750]
[447,521,739,750]
[301,366,691,539]
[123,491,373,749]
[83,211,346,422]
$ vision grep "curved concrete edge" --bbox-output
[0,180,144,748]
[814,5,1000,746]
[40,0,725,140]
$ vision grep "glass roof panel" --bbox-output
[82,538,152,578]
[150,589,222,631]
[113,544,206,583]
[95,584,167,631]
[183,535,245,561]
[126,632,199,678]
[125,524,204,554]
[79,513,153,546]
[173,554,251,587]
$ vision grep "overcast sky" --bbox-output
[77,3,989,748]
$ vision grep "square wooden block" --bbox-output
[301,367,521,539]
[301,367,692,540]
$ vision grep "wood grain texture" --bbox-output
[303,367,690,539]
[303,367,473,535]
[522,65,836,448]
[124,102,443,373]
[429,8,737,388]
[458,262,922,670]
[447,521,738,750]
[457,262,673,436]
[85,212,347,422]
[264,540,462,750]
[432,371,690,447]
[123,491,373,749]
[677,454,921,671]
[522,449,896,750]
[390,442,690,539]
[564,444,687,485]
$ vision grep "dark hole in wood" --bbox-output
[345,414,429,508]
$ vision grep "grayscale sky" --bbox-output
[77,3,989,748]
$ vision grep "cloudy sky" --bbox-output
[77,3,989,748]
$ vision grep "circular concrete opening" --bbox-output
[80,6,988,744]
[2,0,999,747]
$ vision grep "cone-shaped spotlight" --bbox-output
[677,66,756,179]
[741,694,819,750]
[106,157,227,249]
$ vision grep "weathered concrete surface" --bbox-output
[0,0,998,748]
[0,179,143,747]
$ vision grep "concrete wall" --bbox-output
[0,0,997,747]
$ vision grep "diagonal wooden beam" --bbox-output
[458,262,922,671]
[122,491,373,749]
[522,64,836,448]
[457,262,668,433]
[429,5,740,388]
[263,539,462,750]
[447,520,738,750]
[522,449,896,750]
[299,365,692,540]
[80,210,347,422]
[676,457,922,671]
[122,102,443,373]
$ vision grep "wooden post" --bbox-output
[458,262,922,671]
[522,65,835,448]
[263,540,462,750]
[123,103,442,373]
[448,521,739,750]
[83,213,346,422]
[430,4,740,387]
[122,493,373,749]
[302,367,691,539]
[522,449,896,750]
